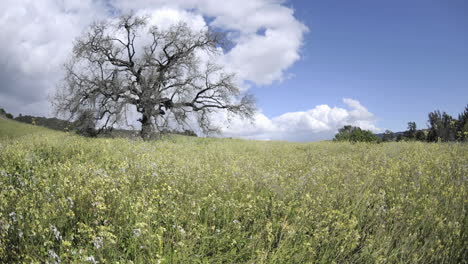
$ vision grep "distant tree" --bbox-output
[74,110,98,137]
[160,128,198,137]
[0,108,14,119]
[396,134,404,142]
[14,115,34,124]
[334,125,380,143]
[14,115,73,131]
[53,13,255,140]
[404,122,417,139]
[427,111,440,142]
[441,112,457,142]
[382,130,395,142]
[415,130,426,141]
[181,129,197,137]
[427,110,457,142]
[456,105,468,141]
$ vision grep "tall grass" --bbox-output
[0,119,466,263]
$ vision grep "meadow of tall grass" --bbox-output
[0,118,466,263]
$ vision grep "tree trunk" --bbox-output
[140,113,152,140]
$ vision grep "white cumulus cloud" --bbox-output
[221,98,381,142]
[0,0,110,116]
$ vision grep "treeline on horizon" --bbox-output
[0,108,197,138]
[2,105,468,142]
[335,104,468,143]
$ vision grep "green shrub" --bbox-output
[74,110,98,137]
[0,108,14,119]
[334,125,381,143]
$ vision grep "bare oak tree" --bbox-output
[54,14,255,140]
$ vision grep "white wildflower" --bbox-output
[177,225,186,235]
[85,255,98,264]
[66,197,74,207]
[133,228,141,237]
[9,212,16,222]
[48,249,61,263]
[50,225,62,241]
[93,236,103,249]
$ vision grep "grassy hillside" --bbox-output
[0,118,466,263]
[0,117,57,139]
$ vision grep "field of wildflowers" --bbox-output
[0,118,466,263]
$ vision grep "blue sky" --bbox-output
[251,0,468,132]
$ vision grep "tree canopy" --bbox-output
[53,14,255,139]
[333,125,380,143]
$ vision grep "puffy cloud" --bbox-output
[0,0,110,116]
[110,0,308,85]
[221,98,381,142]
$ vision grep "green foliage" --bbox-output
[161,129,198,137]
[0,108,14,119]
[382,130,395,142]
[74,110,98,137]
[427,111,457,142]
[415,130,426,141]
[0,119,467,263]
[456,105,468,141]
[396,133,404,142]
[14,115,73,132]
[396,105,468,143]
[404,122,417,139]
[334,125,381,143]
[397,122,427,142]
